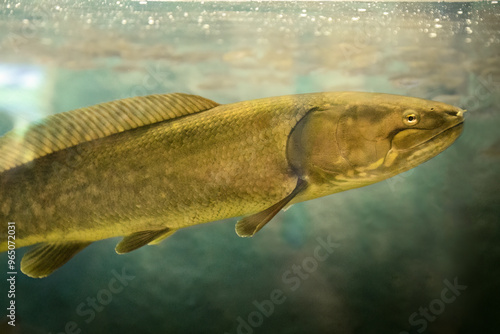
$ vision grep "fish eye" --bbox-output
[403,110,419,126]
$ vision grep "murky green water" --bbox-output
[1,1,499,334]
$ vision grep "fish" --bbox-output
[0,92,465,278]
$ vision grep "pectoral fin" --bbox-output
[235,178,308,237]
[115,227,175,254]
[21,241,91,278]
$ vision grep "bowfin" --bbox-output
[21,241,91,278]
[0,93,220,173]
[235,179,308,237]
[115,227,175,254]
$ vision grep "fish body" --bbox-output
[1,94,302,247]
[0,92,465,277]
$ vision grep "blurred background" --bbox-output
[1,1,499,333]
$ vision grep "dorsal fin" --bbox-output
[0,93,219,173]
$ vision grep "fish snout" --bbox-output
[445,107,466,126]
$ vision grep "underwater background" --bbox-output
[1,1,499,333]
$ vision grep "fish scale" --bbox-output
[0,92,465,277]
[1,94,309,247]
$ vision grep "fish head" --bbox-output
[378,99,465,177]
[337,94,465,180]
[288,93,465,189]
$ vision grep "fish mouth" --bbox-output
[393,121,464,152]
[384,121,464,171]
[421,121,464,147]
[406,121,464,164]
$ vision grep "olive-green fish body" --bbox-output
[0,92,465,277]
